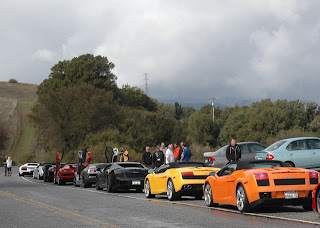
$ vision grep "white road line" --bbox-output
[20,177,320,226]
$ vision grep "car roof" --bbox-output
[228,160,289,170]
[279,137,320,142]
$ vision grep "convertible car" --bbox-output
[54,164,78,185]
[312,182,320,214]
[96,162,148,192]
[204,160,319,212]
[144,162,220,201]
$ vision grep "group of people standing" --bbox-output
[142,142,191,168]
[3,155,13,176]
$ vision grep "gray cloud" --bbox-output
[1,0,320,105]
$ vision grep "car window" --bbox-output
[217,164,237,176]
[215,145,228,155]
[265,140,286,151]
[248,144,266,152]
[307,139,320,149]
[155,165,169,174]
[287,140,307,151]
[240,145,250,154]
[103,165,112,173]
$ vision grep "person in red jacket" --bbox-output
[173,144,181,162]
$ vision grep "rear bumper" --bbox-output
[250,196,312,208]
[178,184,203,196]
[114,178,145,190]
[61,174,75,182]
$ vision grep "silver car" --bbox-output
[203,142,266,168]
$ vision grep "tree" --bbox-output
[37,54,119,96]
[174,102,183,120]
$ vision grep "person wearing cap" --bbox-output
[153,146,164,168]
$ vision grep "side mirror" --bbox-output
[209,172,216,176]
[148,169,154,174]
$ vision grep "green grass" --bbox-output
[9,101,36,163]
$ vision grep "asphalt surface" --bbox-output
[0,167,319,228]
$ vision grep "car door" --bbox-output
[99,165,112,188]
[213,164,237,203]
[152,165,170,193]
[306,139,320,168]
[286,139,311,168]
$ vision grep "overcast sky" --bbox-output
[1,0,320,105]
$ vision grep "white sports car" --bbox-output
[19,163,39,176]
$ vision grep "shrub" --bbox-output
[8,78,18,83]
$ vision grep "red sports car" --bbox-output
[312,182,320,213]
[54,164,78,185]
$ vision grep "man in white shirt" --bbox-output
[165,144,174,164]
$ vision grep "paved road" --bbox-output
[0,167,319,228]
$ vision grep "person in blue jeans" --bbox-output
[180,144,190,162]
[3,155,7,176]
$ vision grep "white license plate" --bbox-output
[256,157,262,160]
[132,181,140,185]
[284,191,298,199]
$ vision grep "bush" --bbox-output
[8,78,18,83]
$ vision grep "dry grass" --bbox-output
[0,81,37,103]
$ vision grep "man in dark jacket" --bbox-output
[142,146,153,168]
[226,138,241,163]
[153,147,164,168]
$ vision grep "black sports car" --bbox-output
[74,163,108,188]
[46,163,65,182]
[96,162,148,192]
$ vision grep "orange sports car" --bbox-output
[204,160,319,212]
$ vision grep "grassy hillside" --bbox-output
[0,81,37,102]
[0,81,38,164]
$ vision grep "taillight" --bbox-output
[266,153,274,160]
[254,172,269,180]
[209,157,216,162]
[309,171,319,179]
[22,166,27,170]
[88,169,97,173]
[254,172,270,186]
[181,172,194,177]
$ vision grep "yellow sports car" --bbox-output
[144,162,220,200]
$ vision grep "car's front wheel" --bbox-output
[96,180,102,190]
[57,175,65,185]
[204,183,218,207]
[106,175,114,193]
[145,179,155,198]
[236,184,251,212]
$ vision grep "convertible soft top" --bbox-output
[230,160,290,170]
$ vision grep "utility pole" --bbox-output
[142,73,150,96]
[209,98,216,122]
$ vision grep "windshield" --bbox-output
[118,163,144,168]
[249,162,282,169]
[215,145,227,155]
[265,140,286,151]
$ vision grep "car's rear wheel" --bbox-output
[167,179,180,201]
[19,172,22,176]
[83,178,89,188]
[204,183,218,207]
[145,179,155,198]
[303,203,313,211]
[285,161,295,167]
[106,175,114,193]
[236,184,251,212]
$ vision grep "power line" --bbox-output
[142,73,150,96]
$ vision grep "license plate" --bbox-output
[284,191,298,199]
[256,157,262,160]
[132,181,140,185]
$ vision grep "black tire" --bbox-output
[286,161,295,167]
[57,175,65,185]
[145,179,155,198]
[82,176,89,188]
[204,183,218,207]
[317,189,320,213]
[43,176,48,182]
[236,184,251,212]
[303,201,313,211]
[96,180,102,190]
[19,172,22,176]
[73,176,79,187]
[106,175,114,193]
[167,179,180,201]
